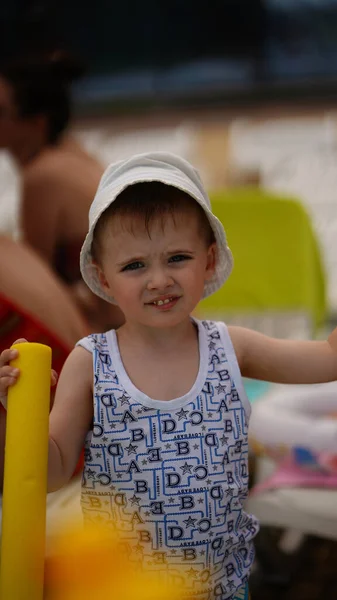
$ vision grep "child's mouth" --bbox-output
[148,296,180,310]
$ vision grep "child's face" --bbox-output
[96,208,216,330]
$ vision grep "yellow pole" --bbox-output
[0,342,51,600]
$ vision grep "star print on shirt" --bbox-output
[125,443,138,455]
[119,394,130,405]
[176,408,189,420]
[180,462,193,474]
[129,494,141,506]
[227,580,236,591]
[187,568,198,579]
[183,516,197,527]
[220,435,229,446]
[216,384,227,394]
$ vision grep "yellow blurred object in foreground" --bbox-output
[45,524,186,600]
[0,342,51,600]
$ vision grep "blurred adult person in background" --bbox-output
[0,50,124,331]
[0,234,90,488]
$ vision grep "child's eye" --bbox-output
[121,261,144,272]
[169,254,191,263]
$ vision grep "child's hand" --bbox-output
[0,339,57,408]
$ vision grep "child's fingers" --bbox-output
[0,366,19,380]
[51,370,58,387]
[0,341,55,405]
[0,339,28,369]
[0,347,19,368]
[0,346,22,407]
[0,375,18,391]
[13,338,28,345]
[0,366,20,403]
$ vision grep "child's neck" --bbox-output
[115,316,200,401]
[117,317,196,353]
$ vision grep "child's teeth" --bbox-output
[156,298,172,305]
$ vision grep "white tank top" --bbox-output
[77,319,258,599]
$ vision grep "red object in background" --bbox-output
[0,296,69,373]
[0,293,84,476]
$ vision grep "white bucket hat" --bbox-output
[80,151,233,304]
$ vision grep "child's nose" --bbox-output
[146,266,174,290]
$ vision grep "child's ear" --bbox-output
[205,242,217,280]
[93,261,111,296]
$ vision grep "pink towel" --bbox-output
[252,456,337,495]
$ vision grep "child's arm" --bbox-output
[230,326,337,384]
[47,346,93,492]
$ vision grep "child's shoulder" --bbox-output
[197,317,226,338]
[198,319,246,367]
[197,317,220,330]
[75,329,113,354]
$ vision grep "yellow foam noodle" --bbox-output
[0,343,51,600]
